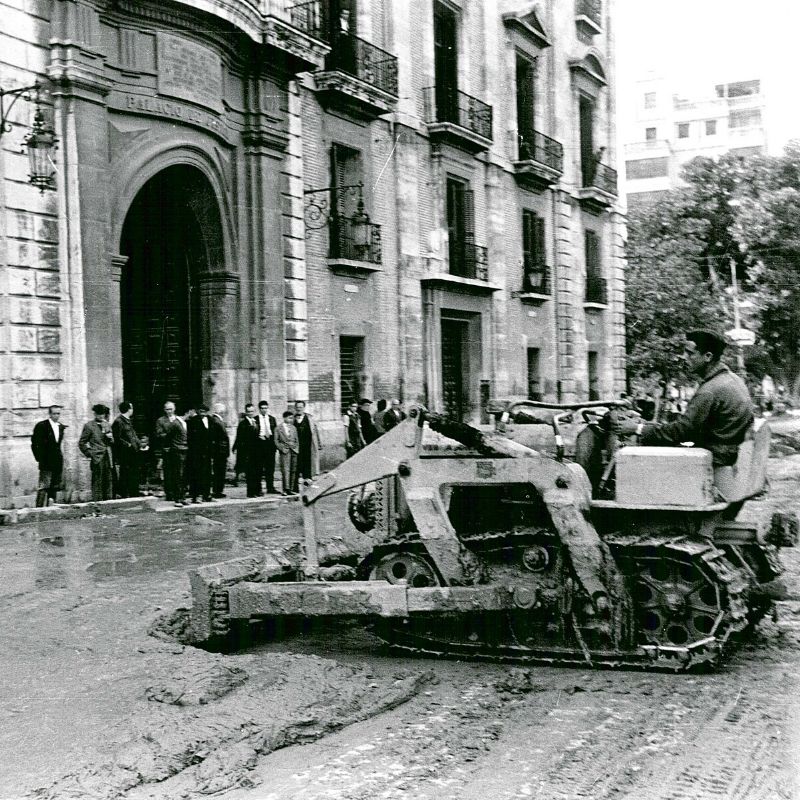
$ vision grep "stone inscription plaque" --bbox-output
[157,33,223,112]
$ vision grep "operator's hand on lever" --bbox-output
[611,412,643,439]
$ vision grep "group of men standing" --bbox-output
[344,398,406,458]
[30,398,321,507]
[232,400,321,497]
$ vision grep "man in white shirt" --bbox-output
[31,405,67,507]
[255,400,278,494]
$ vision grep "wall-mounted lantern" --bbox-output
[0,82,58,193]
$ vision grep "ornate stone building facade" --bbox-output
[0,0,625,505]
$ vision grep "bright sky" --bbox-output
[615,0,800,152]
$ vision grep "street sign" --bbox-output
[725,327,756,347]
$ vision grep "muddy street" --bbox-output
[2,457,800,800]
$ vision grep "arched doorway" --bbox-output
[119,165,224,431]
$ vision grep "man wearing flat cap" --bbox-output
[616,329,753,467]
[79,403,115,500]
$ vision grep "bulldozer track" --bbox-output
[375,535,753,672]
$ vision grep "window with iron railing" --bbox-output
[328,143,382,264]
[287,0,328,40]
[325,34,398,95]
[517,130,563,172]
[446,178,488,280]
[423,87,492,140]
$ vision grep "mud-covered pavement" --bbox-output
[2,451,800,800]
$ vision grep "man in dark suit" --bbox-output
[209,402,230,498]
[31,404,67,507]
[382,398,407,432]
[357,398,379,445]
[155,400,189,506]
[187,404,214,503]
[79,403,115,501]
[112,401,142,498]
[255,400,278,494]
[233,403,260,497]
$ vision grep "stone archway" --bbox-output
[119,164,227,431]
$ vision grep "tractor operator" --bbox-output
[615,329,753,467]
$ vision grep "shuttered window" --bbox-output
[446,177,474,277]
[522,210,546,292]
[339,336,365,408]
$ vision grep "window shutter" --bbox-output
[534,216,546,267]
[463,188,475,242]
[522,210,533,273]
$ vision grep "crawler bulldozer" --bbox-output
[190,404,796,671]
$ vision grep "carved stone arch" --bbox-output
[112,141,236,270]
[569,51,607,98]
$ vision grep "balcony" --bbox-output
[584,273,608,307]
[422,240,500,294]
[263,0,330,71]
[423,87,493,153]
[513,130,564,191]
[315,34,398,118]
[575,0,602,37]
[328,214,382,273]
[576,161,617,213]
[518,263,551,302]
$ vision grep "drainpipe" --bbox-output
[546,0,562,402]
[389,117,407,404]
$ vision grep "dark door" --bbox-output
[120,167,208,433]
[434,1,458,122]
[579,94,595,186]
[441,319,468,421]
[588,351,600,401]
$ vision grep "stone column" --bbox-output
[197,271,241,410]
[109,254,127,404]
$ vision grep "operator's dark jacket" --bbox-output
[640,363,753,466]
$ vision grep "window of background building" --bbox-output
[677,123,690,139]
[527,348,542,401]
[727,80,760,98]
[645,126,656,141]
[339,336,365,408]
[729,109,761,128]
[522,210,547,293]
[644,91,656,109]
[625,157,669,180]
[705,119,717,136]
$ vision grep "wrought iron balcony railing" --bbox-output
[522,263,551,295]
[449,239,489,281]
[585,273,608,304]
[325,34,398,96]
[576,0,602,27]
[517,130,564,172]
[330,215,382,264]
[423,87,493,141]
[582,161,618,195]
[287,0,328,41]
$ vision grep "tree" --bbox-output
[625,196,727,387]
[625,142,800,398]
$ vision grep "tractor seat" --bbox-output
[713,421,770,504]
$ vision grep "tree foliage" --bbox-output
[625,142,800,396]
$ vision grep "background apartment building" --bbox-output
[622,73,768,208]
[0,0,625,505]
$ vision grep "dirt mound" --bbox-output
[147,607,193,645]
[145,663,248,706]
[36,653,431,800]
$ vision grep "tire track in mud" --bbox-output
[33,652,432,800]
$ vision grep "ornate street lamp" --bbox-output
[0,82,58,193]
